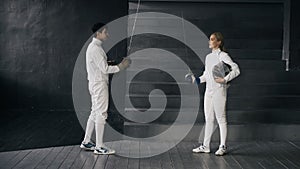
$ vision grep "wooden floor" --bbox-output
[0,141,300,169]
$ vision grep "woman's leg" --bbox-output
[213,87,227,146]
[203,94,215,148]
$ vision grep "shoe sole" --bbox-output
[215,152,226,156]
[192,150,210,153]
[94,151,115,155]
[80,145,95,151]
[215,154,225,156]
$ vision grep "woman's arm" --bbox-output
[197,70,207,84]
[220,53,240,83]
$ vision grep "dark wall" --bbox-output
[127,1,300,125]
[290,0,300,69]
[0,0,299,151]
[0,0,128,152]
[0,0,128,111]
[0,0,298,115]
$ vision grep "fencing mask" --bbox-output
[212,61,231,79]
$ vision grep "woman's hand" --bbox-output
[214,77,226,84]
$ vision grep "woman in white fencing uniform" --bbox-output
[186,32,240,155]
[80,23,130,155]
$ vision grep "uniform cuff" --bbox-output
[195,77,200,84]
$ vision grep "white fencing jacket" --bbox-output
[86,38,120,83]
[199,48,240,96]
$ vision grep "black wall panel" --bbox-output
[128,1,300,124]
[1,0,300,151]
[0,0,128,151]
[0,0,128,110]
[290,0,300,69]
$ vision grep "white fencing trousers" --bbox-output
[203,87,227,147]
[83,81,108,148]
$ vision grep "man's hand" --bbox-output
[214,77,226,84]
[118,58,131,70]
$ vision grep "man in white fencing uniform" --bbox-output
[186,32,240,156]
[80,23,131,155]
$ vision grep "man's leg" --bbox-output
[80,82,98,150]
[83,116,95,143]
[95,117,106,148]
[92,83,115,154]
[93,82,109,148]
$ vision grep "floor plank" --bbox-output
[0,150,20,167]
[288,141,300,151]
[13,147,51,169]
[128,141,140,169]
[149,152,162,169]
[177,142,203,169]
[81,151,100,169]
[104,141,121,169]
[58,145,82,169]
[5,149,32,169]
[160,142,173,169]
[139,141,152,169]
[228,142,263,169]
[114,140,130,169]
[92,153,107,169]
[70,148,89,169]
[218,142,243,169]
[266,141,300,168]
[169,141,185,169]
[181,142,206,169]
[0,141,300,169]
[47,146,73,169]
[255,141,288,169]
[35,146,64,169]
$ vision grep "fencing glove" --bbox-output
[185,72,200,84]
[118,58,131,70]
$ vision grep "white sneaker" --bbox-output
[94,147,115,155]
[80,142,95,151]
[215,145,226,156]
[192,145,210,153]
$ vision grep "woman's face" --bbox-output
[209,34,221,49]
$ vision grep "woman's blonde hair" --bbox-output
[212,32,226,52]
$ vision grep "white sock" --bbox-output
[203,121,215,148]
[219,123,227,146]
[95,122,105,148]
[83,118,95,143]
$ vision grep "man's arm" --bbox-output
[94,51,120,74]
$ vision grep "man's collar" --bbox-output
[92,37,103,46]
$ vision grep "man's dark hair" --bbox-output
[91,22,107,33]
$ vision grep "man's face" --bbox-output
[97,28,109,41]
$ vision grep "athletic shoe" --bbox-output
[80,142,96,151]
[94,147,116,155]
[215,145,226,156]
[192,144,210,153]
